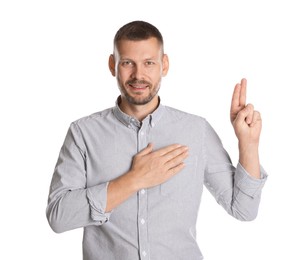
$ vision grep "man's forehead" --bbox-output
[115,38,161,50]
[114,38,163,58]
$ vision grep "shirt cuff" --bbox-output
[235,163,268,198]
[86,182,111,224]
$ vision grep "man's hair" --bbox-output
[113,21,164,52]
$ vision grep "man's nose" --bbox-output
[131,64,145,79]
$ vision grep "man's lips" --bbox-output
[128,84,148,89]
[127,80,150,90]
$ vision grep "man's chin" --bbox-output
[126,97,153,105]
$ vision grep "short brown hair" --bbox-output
[114,21,164,52]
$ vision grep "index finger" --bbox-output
[156,144,188,156]
[239,78,247,107]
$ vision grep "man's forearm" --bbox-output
[238,142,260,179]
[106,172,139,212]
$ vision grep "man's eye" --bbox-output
[122,61,132,66]
[146,61,155,65]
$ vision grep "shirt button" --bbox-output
[140,219,145,225]
[142,251,147,257]
[140,131,144,136]
[140,189,145,195]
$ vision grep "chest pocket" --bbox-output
[160,156,198,199]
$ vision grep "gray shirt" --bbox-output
[47,100,267,260]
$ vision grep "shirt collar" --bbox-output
[112,96,164,129]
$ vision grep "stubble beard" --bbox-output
[119,79,161,105]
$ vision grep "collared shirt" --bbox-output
[47,99,267,260]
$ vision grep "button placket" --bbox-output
[137,123,149,259]
[138,188,148,259]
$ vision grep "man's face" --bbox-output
[109,37,169,106]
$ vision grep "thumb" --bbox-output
[235,105,252,124]
[138,143,154,156]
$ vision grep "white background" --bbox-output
[1,0,305,259]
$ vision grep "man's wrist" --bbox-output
[124,170,143,192]
[238,141,259,154]
[238,142,260,179]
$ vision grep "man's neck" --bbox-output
[119,96,159,122]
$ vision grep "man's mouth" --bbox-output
[127,80,150,90]
[129,84,147,89]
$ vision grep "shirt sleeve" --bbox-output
[46,123,111,233]
[203,120,268,221]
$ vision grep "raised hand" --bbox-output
[230,78,262,146]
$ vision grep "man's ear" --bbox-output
[108,54,116,76]
[162,54,169,76]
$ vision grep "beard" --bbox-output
[118,79,161,105]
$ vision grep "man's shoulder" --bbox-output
[71,107,114,127]
[163,105,208,124]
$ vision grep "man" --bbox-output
[47,21,267,259]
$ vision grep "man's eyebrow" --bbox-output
[119,57,157,61]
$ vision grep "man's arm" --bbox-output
[46,123,188,232]
[46,124,105,233]
[106,143,188,212]
[230,78,262,179]
[203,79,267,221]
